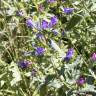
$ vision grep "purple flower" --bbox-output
[47,0,56,3]
[91,53,96,61]
[18,60,31,68]
[35,47,45,56]
[64,48,74,61]
[77,77,85,85]
[36,33,43,39]
[31,68,37,76]
[41,20,49,29]
[64,8,74,14]
[26,18,33,28]
[16,10,23,16]
[49,16,58,27]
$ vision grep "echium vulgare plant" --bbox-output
[0,0,96,96]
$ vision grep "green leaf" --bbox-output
[65,14,83,31]
[48,80,63,88]
[73,84,96,94]
[45,74,56,84]
[9,62,22,86]
[39,84,48,96]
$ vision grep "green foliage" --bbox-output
[65,13,83,31]
[0,0,96,96]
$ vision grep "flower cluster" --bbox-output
[18,60,31,69]
[64,48,74,61]
[35,47,45,56]
[42,20,49,29]
[91,53,96,61]
[63,8,74,14]
[42,16,58,29]
[26,19,33,28]
[76,76,85,85]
